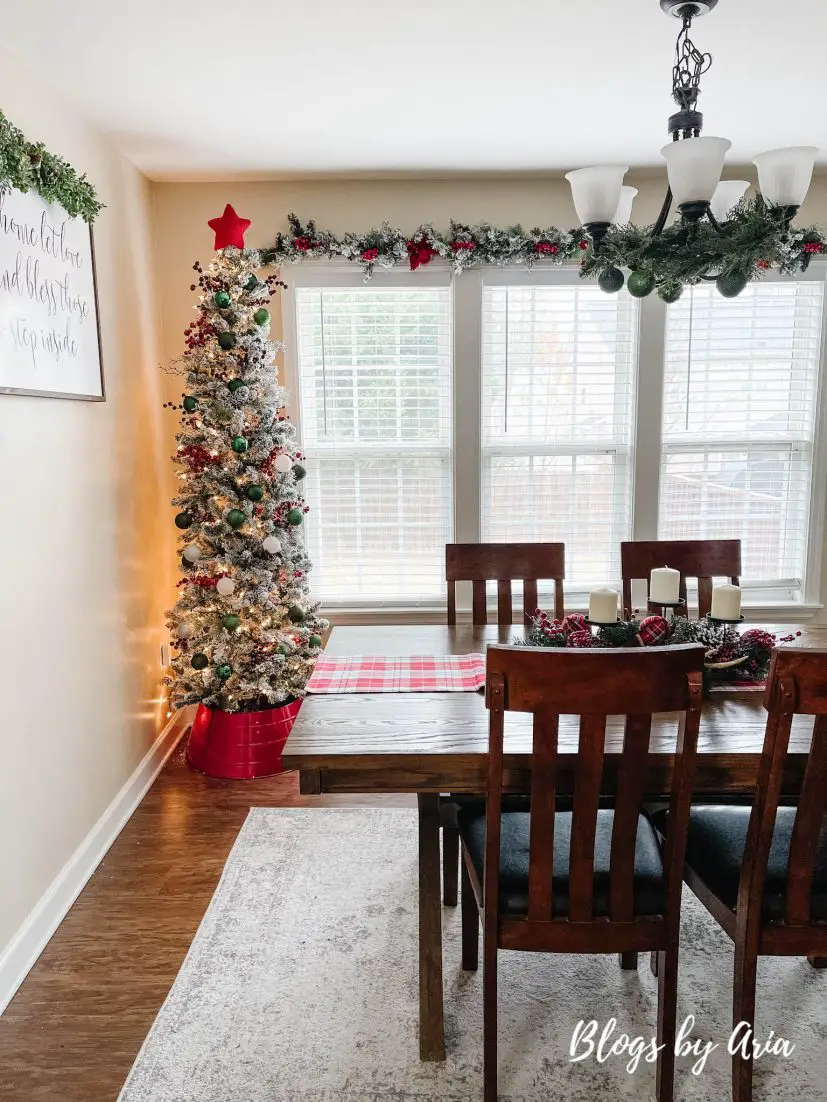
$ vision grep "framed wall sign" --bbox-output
[0,186,105,401]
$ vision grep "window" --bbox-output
[286,264,827,614]
[481,282,639,587]
[294,284,452,605]
[660,281,825,596]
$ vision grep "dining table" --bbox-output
[281,621,826,1062]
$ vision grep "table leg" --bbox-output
[418,793,445,1061]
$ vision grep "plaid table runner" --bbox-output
[305,653,486,694]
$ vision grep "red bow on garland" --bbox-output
[407,236,438,271]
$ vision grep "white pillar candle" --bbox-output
[588,587,619,624]
[650,566,680,604]
[711,583,742,620]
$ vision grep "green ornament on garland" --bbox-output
[275,643,291,656]
[227,379,245,393]
[246,484,264,502]
[182,395,197,412]
[598,267,625,294]
[222,614,241,631]
[627,270,655,298]
[253,307,270,326]
[231,435,249,453]
[214,291,231,308]
[288,604,306,623]
[174,511,193,529]
[226,509,246,529]
[716,272,749,299]
[292,463,307,481]
[658,283,683,304]
[216,664,233,680]
[309,634,323,648]
[245,275,259,291]
[217,331,236,350]
[191,653,209,670]
[286,508,304,526]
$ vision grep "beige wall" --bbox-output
[0,47,171,957]
[152,173,827,618]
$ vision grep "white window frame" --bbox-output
[282,260,827,623]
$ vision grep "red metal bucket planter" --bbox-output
[186,697,302,779]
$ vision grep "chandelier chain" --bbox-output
[672,12,712,113]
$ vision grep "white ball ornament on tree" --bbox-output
[177,622,195,640]
[262,535,282,554]
[274,453,293,474]
[216,576,236,597]
[183,543,201,563]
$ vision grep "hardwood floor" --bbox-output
[0,737,413,1102]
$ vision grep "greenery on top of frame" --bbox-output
[0,109,103,223]
[261,205,826,299]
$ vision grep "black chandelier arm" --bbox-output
[652,187,674,237]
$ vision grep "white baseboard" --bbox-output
[0,708,192,1015]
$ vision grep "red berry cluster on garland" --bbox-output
[361,247,379,262]
[535,242,559,255]
[450,240,476,252]
[804,242,824,254]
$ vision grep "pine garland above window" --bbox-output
[0,109,103,223]
[261,208,827,301]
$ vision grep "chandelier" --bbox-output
[566,0,820,301]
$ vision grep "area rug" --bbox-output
[118,808,827,1102]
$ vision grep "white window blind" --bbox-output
[295,286,452,605]
[481,283,639,587]
[659,281,825,594]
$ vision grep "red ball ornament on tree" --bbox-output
[208,204,252,250]
[638,615,671,647]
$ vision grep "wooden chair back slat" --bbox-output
[527,712,558,922]
[735,649,827,930]
[446,543,565,626]
[484,644,705,928]
[609,714,653,922]
[620,539,741,618]
[569,714,607,922]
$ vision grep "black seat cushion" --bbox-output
[457,807,666,918]
[652,804,827,922]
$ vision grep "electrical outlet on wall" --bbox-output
[160,642,170,668]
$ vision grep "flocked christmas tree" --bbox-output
[165,205,326,714]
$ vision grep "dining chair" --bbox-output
[458,642,705,1102]
[620,539,741,618]
[446,542,566,626]
[440,543,567,908]
[651,647,827,1102]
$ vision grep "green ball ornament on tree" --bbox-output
[288,604,306,623]
[231,435,249,453]
[658,283,683,304]
[227,378,245,393]
[627,270,655,298]
[716,271,749,299]
[292,463,307,481]
[286,508,304,526]
[182,395,197,412]
[217,331,236,350]
[309,634,323,648]
[191,653,209,670]
[253,308,270,326]
[214,291,231,308]
[275,643,291,656]
[226,509,246,529]
[598,267,625,294]
[222,614,241,631]
[246,484,264,502]
[174,511,193,529]
[245,275,259,291]
[216,664,233,680]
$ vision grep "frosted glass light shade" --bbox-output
[753,146,818,207]
[661,136,732,206]
[709,179,750,221]
[613,186,638,225]
[565,165,629,225]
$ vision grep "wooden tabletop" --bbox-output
[282,624,826,797]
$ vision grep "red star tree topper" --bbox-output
[208,204,252,250]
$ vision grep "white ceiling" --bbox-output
[2,0,826,179]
